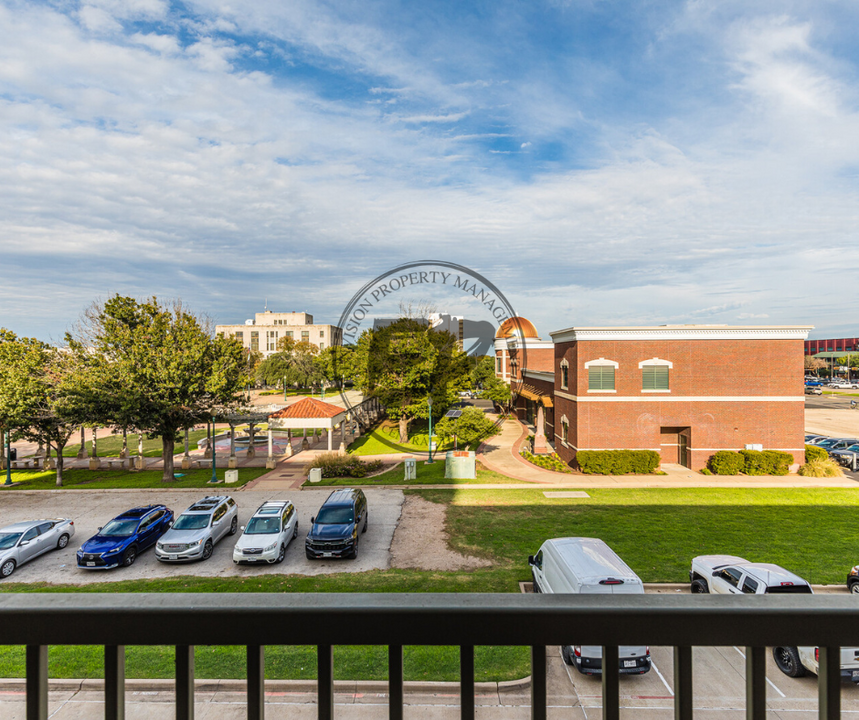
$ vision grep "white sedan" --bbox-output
[0,518,75,578]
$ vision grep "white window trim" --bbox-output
[559,414,570,447]
[559,359,570,390]
[641,389,671,393]
[638,357,673,368]
[584,358,619,368]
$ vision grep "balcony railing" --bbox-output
[1,592,858,720]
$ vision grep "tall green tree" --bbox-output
[469,355,496,388]
[482,376,511,409]
[354,318,470,443]
[72,296,246,481]
[315,344,357,388]
[0,330,45,451]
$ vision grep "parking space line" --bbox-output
[733,646,786,698]
[651,658,674,696]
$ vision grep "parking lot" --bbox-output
[0,489,404,583]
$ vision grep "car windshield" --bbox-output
[172,514,210,530]
[100,519,138,537]
[0,533,23,550]
[245,517,281,534]
[315,507,354,524]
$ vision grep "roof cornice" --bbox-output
[549,326,814,343]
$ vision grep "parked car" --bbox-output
[0,518,75,579]
[805,386,823,395]
[233,500,298,565]
[305,488,368,560]
[689,556,859,683]
[155,496,238,562]
[847,566,859,594]
[529,537,651,675]
[805,379,823,387]
[829,444,859,466]
[77,505,172,569]
[823,439,859,454]
[829,380,859,389]
[805,434,827,444]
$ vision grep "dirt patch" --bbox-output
[390,495,491,571]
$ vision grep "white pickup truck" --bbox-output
[689,555,859,682]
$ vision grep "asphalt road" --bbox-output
[0,488,404,583]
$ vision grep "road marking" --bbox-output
[733,646,786,698]
[651,658,674,696]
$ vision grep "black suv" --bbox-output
[305,488,368,560]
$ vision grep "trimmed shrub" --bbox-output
[520,450,574,473]
[699,467,713,475]
[576,449,660,475]
[708,451,744,475]
[740,449,793,476]
[305,452,384,478]
[798,458,843,477]
[805,444,829,463]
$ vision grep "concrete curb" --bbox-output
[0,676,531,694]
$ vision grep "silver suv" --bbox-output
[155,496,238,562]
[233,501,298,565]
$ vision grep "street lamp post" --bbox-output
[209,416,218,484]
[426,396,434,464]
[4,430,11,486]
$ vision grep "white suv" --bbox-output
[690,555,859,682]
[233,501,298,565]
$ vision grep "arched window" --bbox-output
[638,357,672,392]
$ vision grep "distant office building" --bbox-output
[805,337,859,355]
[216,311,342,358]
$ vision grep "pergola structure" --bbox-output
[268,398,350,454]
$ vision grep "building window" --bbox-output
[638,357,673,392]
[560,359,569,390]
[234,331,244,341]
[561,416,569,444]
[285,331,293,339]
[319,342,325,350]
[250,331,259,352]
[320,330,325,338]
[496,356,502,373]
[588,365,614,390]
[301,331,309,341]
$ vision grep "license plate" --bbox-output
[168,555,177,560]
[623,660,636,668]
[322,552,334,558]
[853,670,859,680]
[86,562,95,567]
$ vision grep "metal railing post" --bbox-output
[25,645,48,720]
[745,646,766,720]
[318,645,333,720]
[673,646,693,720]
[247,645,264,720]
[818,646,841,720]
[602,646,620,720]
[176,645,195,720]
[104,645,125,720]
[530,645,546,720]
[460,645,474,720]
[388,645,403,720]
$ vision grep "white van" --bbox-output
[528,537,651,675]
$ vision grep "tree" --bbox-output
[354,318,470,443]
[71,296,246,482]
[316,345,357,388]
[804,356,826,375]
[482,376,511,409]
[0,330,45,454]
[433,406,497,448]
[257,339,322,389]
[469,355,496,388]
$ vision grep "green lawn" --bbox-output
[0,569,527,681]
[418,487,859,584]
[311,460,525,486]
[60,430,209,458]
[0,467,268,490]
[348,421,458,456]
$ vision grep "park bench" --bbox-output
[10,459,35,470]
[104,458,126,470]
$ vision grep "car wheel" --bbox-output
[276,544,286,564]
[850,581,859,594]
[773,647,806,677]
[202,540,214,561]
[362,514,368,534]
[561,645,575,666]
[292,522,298,539]
[229,517,238,535]
[306,550,315,560]
[57,533,70,550]
[691,579,709,594]
[0,559,16,578]
[350,538,359,559]
[122,546,137,567]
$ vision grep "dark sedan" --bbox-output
[77,505,173,569]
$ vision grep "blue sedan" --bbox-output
[77,505,173,569]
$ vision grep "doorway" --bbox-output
[660,427,691,467]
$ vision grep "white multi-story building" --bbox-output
[216,311,342,357]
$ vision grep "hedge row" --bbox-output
[805,444,829,463]
[576,449,661,475]
[520,449,574,474]
[707,449,794,476]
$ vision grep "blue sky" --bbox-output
[2,0,859,342]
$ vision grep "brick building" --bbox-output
[495,319,812,471]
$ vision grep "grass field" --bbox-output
[419,486,859,584]
[58,430,210,459]
[0,467,268,490]
[347,421,456,456]
[0,569,527,681]
[310,460,525,486]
